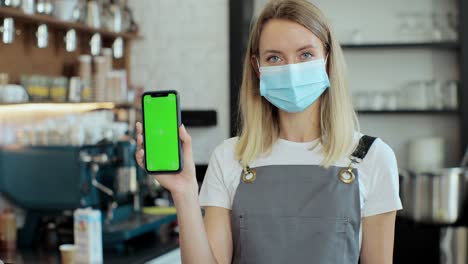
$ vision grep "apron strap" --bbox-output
[338,135,377,184]
[350,135,377,163]
[239,135,377,172]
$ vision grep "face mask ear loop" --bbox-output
[325,54,329,65]
[255,57,262,79]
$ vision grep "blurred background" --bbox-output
[0,0,467,263]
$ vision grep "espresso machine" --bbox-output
[0,140,176,251]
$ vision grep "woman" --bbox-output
[135,0,402,263]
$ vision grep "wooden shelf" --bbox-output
[357,109,459,115]
[342,42,459,49]
[0,7,141,40]
[0,101,135,107]
[0,102,219,128]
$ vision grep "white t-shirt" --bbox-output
[198,134,403,249]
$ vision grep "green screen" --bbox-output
[143,93,180,171]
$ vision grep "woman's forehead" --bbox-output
[259,19,323,52]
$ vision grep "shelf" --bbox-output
[0,101,135,111]
[0,7,141,40]
[181,110,217,127]
[357,109,459,115]
[341,42,459,49]
[0,103,218,127]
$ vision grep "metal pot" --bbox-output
[400,167,468,224]
[440,227,468,264]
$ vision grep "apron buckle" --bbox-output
[242,166,257,183]
[338,166,355,184]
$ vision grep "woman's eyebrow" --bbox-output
[262,49,283,56]
[296,44,318,52]
[261,44,318,56]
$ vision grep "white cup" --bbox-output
[64,29,77,52]
[2,18,15,44]
[59,244,77,264]
[408,137,444,173]
[404,81,428,110]
[36,24,49,48]
[85,1,101,28]
[21,0,35,14]
[443,81,458,110]
[52,0,78,21]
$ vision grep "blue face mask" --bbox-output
[258,58,330,113]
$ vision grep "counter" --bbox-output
[0,234,179,264]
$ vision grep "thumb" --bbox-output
[179,124,193,159]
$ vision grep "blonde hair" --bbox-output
[235,0,359,168]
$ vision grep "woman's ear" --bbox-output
[251,55,260,79]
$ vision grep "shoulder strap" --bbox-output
[350,135,377,162]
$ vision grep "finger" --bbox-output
[135,148,145,168]
[179,124,193,158]
[136,122,143,134]
[136,133,143,148]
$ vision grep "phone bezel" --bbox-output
[141,90,184,174]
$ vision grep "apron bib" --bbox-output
[230,135,376,264]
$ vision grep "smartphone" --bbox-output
[141,90,183,174]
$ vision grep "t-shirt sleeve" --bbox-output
[198,145,232,210]
[361,139,403,217]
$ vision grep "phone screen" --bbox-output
[143,92,180,172]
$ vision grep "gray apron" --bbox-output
[231,135,376,264]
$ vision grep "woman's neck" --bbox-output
[278,100,321,142]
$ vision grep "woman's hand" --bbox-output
[137,122,220,264]
[135,122,198,196]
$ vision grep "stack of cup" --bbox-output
[93,56,107,102]
[78,55,92,102]
[102,48,113,73]
[102,48,114,102]
[106,71,119,102]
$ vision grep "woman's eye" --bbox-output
[301,52,313,60]
[267,56,281,63]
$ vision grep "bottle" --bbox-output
[74,208,103,263]
[0,208,17,252]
